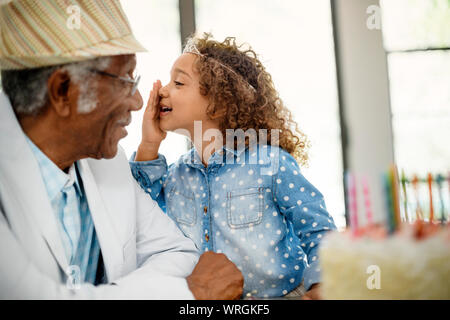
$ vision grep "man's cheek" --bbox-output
[100,127,120,159]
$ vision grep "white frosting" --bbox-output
[319,228,450,299]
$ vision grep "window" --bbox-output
[381,0,450,177]
[195,0,345,229]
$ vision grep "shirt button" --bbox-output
[204,206,208,215]
[205,234,210,242]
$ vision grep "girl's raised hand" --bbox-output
[135,80,167,161]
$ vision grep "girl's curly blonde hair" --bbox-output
[189,33,310,167]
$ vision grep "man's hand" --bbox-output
[301,283,322,300]
[186,251,244,300]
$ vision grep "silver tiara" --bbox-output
[183,41,256,93]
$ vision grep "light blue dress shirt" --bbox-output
[130,143,337,297]
[27,138,100,284]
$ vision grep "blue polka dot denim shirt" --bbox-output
[129,143,336,298]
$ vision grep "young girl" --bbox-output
[130,34,336,298]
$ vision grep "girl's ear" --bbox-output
[207,103,227,120]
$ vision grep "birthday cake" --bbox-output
[319,222,450,299]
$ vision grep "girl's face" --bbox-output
[158,53,218,136]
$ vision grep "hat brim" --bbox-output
[0,34,148,70]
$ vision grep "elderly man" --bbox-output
[0,0,243,299]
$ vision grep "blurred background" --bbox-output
[119,0,450,230]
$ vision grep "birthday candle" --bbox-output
[400,170,409,222]
[436,174,446,224]
[345,172,352,230]
[427,173,434,222]
[384,172,395,234]
[362,175,373,225]
[448,171,450,219]
[390,165,401,229]
[412,174,423,221]
[345,172,358,235]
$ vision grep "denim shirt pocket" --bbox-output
[167,186,197,226]
[227,187,265,228]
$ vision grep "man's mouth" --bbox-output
[117,117,131,127]
[115,116,131,139]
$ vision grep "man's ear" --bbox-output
[47,69,72,117]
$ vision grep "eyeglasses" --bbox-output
[90,69,141,96]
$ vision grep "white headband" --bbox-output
[183,41,257,93]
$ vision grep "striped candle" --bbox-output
[427,173,434,222]
[362,175,373,225]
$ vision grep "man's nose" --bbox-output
[129,89,144,112]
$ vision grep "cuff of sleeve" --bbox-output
[303,260,321,291]
[129,152,168,186]
[113,273,195,300]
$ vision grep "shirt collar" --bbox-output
[222,144,248,157]
[181,143,255,167]
[26,137,81,201]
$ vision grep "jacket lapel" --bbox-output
[77,159,123,282]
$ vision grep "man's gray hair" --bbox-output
[1,57,111,115]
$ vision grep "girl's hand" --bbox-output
[135,80,167,161]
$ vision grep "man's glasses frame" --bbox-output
[90,69,141,96]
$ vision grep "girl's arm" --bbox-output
[129,151,168,211]
[272,148,337,291]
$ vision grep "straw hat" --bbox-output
[0,0,147,70]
